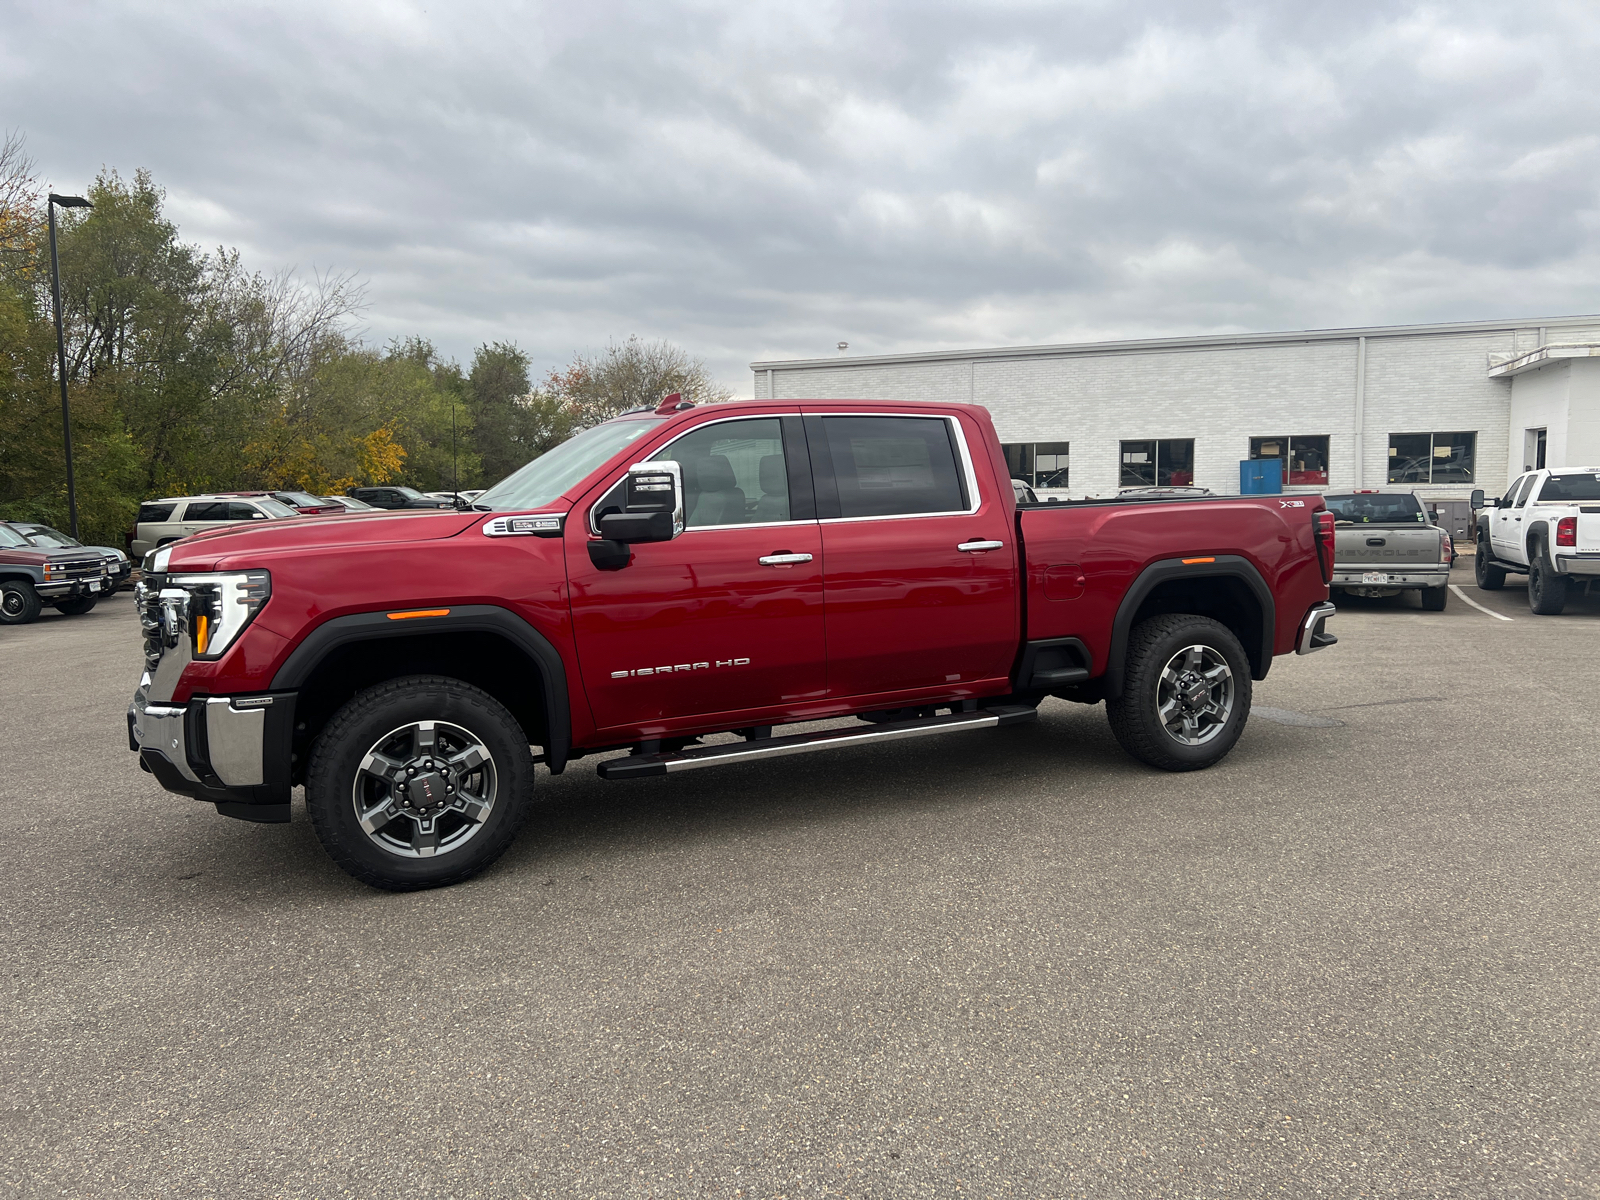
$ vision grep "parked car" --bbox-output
[212,489,344,516]
[1472,467,1600,613]
[130,495,300,560]
[321,495,377,511]
[1117,485,1215,499]
[1324,491,1452,610]
[3,521,133,590]
[346,486,455,510]
[0,523,110,623]
[129,397,1337,890]
[425,490,485,506]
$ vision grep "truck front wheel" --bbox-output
[1527,546,1569,615]
[0,579,43,625]
[306,675,535,891]
[1106,614,1252,772]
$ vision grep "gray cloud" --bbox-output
[7,0,1600,391]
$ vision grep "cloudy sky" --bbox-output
[6,0,1600,390]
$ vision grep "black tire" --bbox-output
[0,579,43,625]
[53,595,97,616]
[1474,539,1506,590]
[1105,614,1252,772]
[1527,544,1568,615]
[1419,585,1448,611]
[306,675,535,891]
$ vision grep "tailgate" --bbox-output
[1334,525,1442,567]
[1579,508,1600,551]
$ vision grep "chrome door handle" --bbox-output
[957,540,1004,553]
[758,552,813,565]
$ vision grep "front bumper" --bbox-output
[129,689,297,822]
[37,576,108,598]
[1555,552,1600,576]
[1331,567,1450,588]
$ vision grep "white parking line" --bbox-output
[1450,584,1514,621]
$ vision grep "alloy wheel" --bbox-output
[1156,644,1235,746]
[350,720,498,859]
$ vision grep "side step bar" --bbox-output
[598,705,1039,780]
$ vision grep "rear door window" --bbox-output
[1513,477,1538,508]
[138,503,176,524]
[183,502,229,522]
[815,416,970,518]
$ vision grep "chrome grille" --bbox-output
[135,580,166,672]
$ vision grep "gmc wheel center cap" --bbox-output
[403,768,449,811]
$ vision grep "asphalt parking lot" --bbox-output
[4,563,1598,1200]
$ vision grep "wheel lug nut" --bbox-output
[406,767,416,776]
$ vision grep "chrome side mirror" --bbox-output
[597,461,684,545]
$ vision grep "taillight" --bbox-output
[1314,510,1335,584]
[1440,527,1453,563]
[1556,516,1577,547]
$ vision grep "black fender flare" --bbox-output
[270,604,570,774]
[1104,555,1276,699]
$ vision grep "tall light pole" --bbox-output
[48,192,93,539]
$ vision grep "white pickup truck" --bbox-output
[1472,467,1600,614]
[1325,491,1453,610]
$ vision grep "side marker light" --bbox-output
[387,608,451,620]
[1181,557,1216,564]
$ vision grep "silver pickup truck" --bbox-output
[1325,491,1453,611]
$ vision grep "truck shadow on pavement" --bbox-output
[148,697,1329,899]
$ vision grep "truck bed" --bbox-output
[1016,494,1328,680]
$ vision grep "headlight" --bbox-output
[165,571,271,659]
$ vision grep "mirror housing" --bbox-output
[1470,489,1485,509]
[598,511,675,542]
[600,461,683,544]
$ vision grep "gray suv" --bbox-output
[131,496,299,560]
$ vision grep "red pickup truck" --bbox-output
[129,398,1337,890]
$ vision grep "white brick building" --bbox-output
[750,315,1600,504]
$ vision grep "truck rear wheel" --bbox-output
[1419,585,1448,611]
[0,579,43,625]
[306,675,535,891]
[1474,538,1506,590]
[1106,614,1251,772]
[1527,546,1568,615]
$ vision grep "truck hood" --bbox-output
[161,510,485,571]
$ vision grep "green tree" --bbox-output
[467,341,577,486]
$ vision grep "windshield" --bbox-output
[1324,493,1426,524]
[256,498,299,518]
[0,525,29,548]
[476,418,667,511]
[332,496,372,509]
[277,492,323,507]
[20,525,80,548]
[1538,472,1600,502]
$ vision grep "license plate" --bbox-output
[1361,572,1389,585]
[88,580,100,592]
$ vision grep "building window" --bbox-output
[1001,442,1070,489]
[1120,439,1194,487]
[1388,432,1476,484]
[1249,435,1329,486]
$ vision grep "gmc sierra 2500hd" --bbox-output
[129,397,1338,890]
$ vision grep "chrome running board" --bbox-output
[597,705,1039,780]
